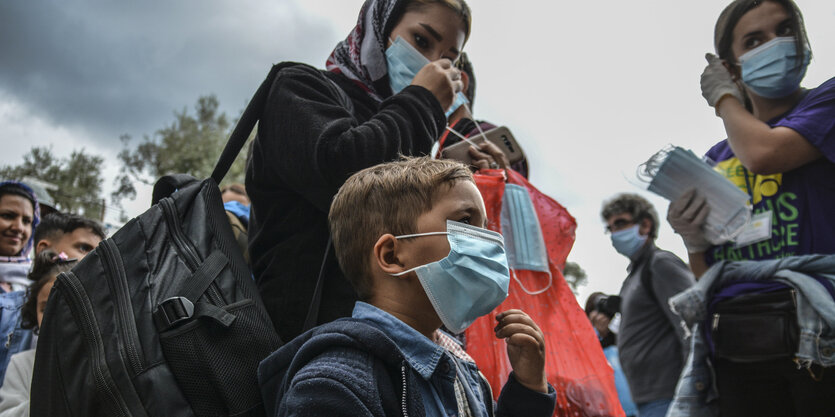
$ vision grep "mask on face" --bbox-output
[739,36,811,99]
[610,224,647,258]
[391,220,510,333]
[385,36,469,118]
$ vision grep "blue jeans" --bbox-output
[637,398,672,417]
[0,291,33,386]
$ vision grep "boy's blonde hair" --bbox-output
[328,156,473,300]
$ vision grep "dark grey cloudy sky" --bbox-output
[0,0,336,146]
[2,0,834,302]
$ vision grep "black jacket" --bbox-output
[246,63,446,341]
[257,318,557,417]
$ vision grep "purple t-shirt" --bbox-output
[705,77,835,264]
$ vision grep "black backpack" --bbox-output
[31,65,289,417]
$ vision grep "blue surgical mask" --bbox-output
[740,36,810,99]
[610,224,647,259]
[385,36,469,118]
[500,184,552,295]
[391,220,510,333]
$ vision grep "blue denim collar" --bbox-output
[352,301,444,380]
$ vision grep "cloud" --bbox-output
[0,0,340,147]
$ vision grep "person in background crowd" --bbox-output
[247,0,473,342]
[0,250,77,417]
[601,193,695,417]
[259,156,555,416]
[0,181,39,387]
[33,212,105,259]
[667,0,835,414]
[221,183,251,263]
[585,292,637,417]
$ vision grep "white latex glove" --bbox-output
[700,53,744,111]
[667,188,711,253]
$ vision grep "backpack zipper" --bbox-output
[160,197,224,305]
[60,271,132,417]
[712,313,720,331]
[100,239,145,377]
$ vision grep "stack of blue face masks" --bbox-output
[641,146,751,245]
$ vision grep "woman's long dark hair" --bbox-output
[20,250,77,332]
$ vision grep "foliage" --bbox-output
[562,261,588,294]
[0,147,105,219]
[113,95,250,204]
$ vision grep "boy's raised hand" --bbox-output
[494,309,548,393]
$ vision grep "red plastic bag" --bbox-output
[466,169,624,417]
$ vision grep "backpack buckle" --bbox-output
[154,296,195,331]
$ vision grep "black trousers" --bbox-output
[715,358,835,417]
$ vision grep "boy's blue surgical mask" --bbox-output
[739,36,810,99]
[385,36,469,118]
[391,220,510,333]
[610,224,647,258]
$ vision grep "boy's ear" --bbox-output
[36,239,51,255]
[373,234,406,275]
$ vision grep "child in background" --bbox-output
[258,157,556,416]
[0,250,77,417]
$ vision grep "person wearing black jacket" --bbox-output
[246,0,472,341]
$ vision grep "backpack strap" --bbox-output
[302,238,332,332]
[640,249,658,308]
[210,63,293,184]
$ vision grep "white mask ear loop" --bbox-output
[444,125,480,147]
[462,102,490,145]
[389,231,449,276]
[510,269,553,296]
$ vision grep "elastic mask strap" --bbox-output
[444,125,480,147]
[395,231,448,240]
[463,102,490,145]
[511,269,553,296]
[390,231,449,277]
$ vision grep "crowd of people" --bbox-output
[2,0,833,415]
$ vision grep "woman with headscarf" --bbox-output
[246,0,473,342]
[0,181,39,387]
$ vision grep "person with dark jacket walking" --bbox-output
[246,0,473,342]
[601,193,695,417]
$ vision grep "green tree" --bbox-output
[562,261,588,294]
[0,147,105,219]
[113,95,250,204]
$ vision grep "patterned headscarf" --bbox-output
[326,0,406,101]
[0,180,41,261]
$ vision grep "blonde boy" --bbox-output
[258,157,555,416]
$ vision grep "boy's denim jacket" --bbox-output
[664,254,835,417]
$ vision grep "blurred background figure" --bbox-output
[221,183,250,263]
[585,292,637,417]
[601,193,695,417]
[33,212,105,259]
[0,181,39,387]
[0,250,77,417]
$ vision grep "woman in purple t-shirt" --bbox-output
[666,0,835,415]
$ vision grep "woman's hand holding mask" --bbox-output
[412,59,463,110]
[701,53,745,113]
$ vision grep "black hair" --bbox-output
[0,183,36,214]
[33,212,106,245]
[20,249,77,332]
[600,193,659,239]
